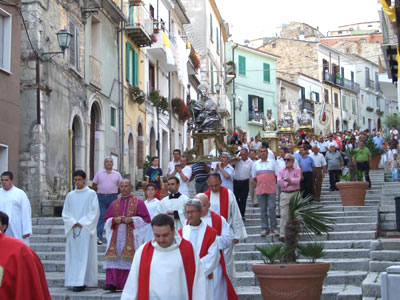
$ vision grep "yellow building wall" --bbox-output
[123,35,147,183]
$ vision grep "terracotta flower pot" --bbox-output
[252,262,330,300]
[369,155,381,170]
[336,181,369,206]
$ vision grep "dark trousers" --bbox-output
[328,170,342,190]
[234,179,250,217]
[97,193,118,240]
[356,161,371,187]
[301,172,313,200]
[195,180,209,193]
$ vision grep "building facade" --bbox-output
[0,0,21,180]
[19,0,124,215]
[226,43,278,138]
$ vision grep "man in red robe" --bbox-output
[121,213,209,300]
[103,179,151,291]
[0,211,51,300]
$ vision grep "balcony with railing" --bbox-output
[322,71,360,93]
[126,3,153,47]
[300,99,314,114]
[248,111,265,124]
[217,95,231,117]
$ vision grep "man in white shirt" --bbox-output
[121,214,209,300]
[232,148,253,219]
[214,152,235,192]
[309,145,327,202]
[0,171,32,244]
[167,149,182,175]
[390,125,399,140]
[317,136,329,156]
[157,177,189,230]
[309,135,318,147]
[168,155,192,196]
[250,135,262,150]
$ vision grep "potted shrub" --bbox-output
[226,61,236,75]
[252,192,333,300]
[336,150,368,206]
[366,137,384,170]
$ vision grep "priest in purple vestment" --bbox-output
[103,179,151,291]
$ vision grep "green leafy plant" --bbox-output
[149,90,161,106]
[365,137,384,157]
[340,169,364,182]
[384,113,400,130]
[160,96,169,112]
[257,192,334,264]
[128,85,146,104]
[297,243,325,263]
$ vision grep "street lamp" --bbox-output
[41,29,73,59]
[36,29,73,124]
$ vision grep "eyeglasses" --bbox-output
[284,158,293,161]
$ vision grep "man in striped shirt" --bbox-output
[251,146,279,237]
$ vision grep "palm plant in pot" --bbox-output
[252,192,334,300]
[366,137,384,170]
[336,150,368,206]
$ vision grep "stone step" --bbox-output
[369,261,400,272]
[45,272,105,288]
[245,216,377,226]
[362,272,381,298]
[235,249,370,261]
[371,250,400,261]
[237,284,365,300]
[244,231,376,243]
[235,258,370,272]
[49,287,121,300]
[31,242,107,253]
[38,252,106,262]
[244,223,377,234]
[43,261,105,273]
[244,210,379,218]
[371,239,400,250]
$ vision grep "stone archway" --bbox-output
[137,123,144,169]
[89,102,102,180]
[128,133,135,181]
[150,127,156,157]
[72,115,84,172]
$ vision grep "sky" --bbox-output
[215,0,382,43]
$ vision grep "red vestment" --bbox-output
[0,232,51,300]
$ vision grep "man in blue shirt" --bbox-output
[298,145,315,200]
[373,132,384,150]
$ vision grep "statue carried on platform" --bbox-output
[278,112,294,129]
[298,109,312,126]
[188,84,223,133]
[264,108,277,131]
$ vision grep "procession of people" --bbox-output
[0,124,396,299]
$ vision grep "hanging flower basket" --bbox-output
[128,85,146,105]
[160,96,169,112]
[149,90,161,106]
[189,48,200,70]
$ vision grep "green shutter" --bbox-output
[258,97,264,113]
[129,6,134,26]
[111,107,116,127]
[301,87,305,100]
[239,55,246,76]
[263,63,270,82]
[210,14,213,40]
[126,42,130,82]
[134,49,139,86]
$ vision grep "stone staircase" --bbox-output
[31,170,387,299]
[234,170,384,300]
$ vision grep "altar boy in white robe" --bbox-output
[0,171,32,244]
[195,193,238,300]
[121,213,209,300]
[62,170,100,292]
[205,173,247,278]
[179,199,220,300]
[157,177,189,230]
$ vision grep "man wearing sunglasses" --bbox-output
[277,154,301,241]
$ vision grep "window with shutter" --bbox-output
[134,49,138,86]
[210,64,214,93]
[69,21,76,68]
[258,97,264,113]
[239,55,246,76]
[300,87,305,100]
[126,42,130,83]
[216,27,219,53]
[263,63,270,82]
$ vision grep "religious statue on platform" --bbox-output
[264,108,277,131]
[298,109,312,126]
[278,112,294,129]
[188,84,223,133]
